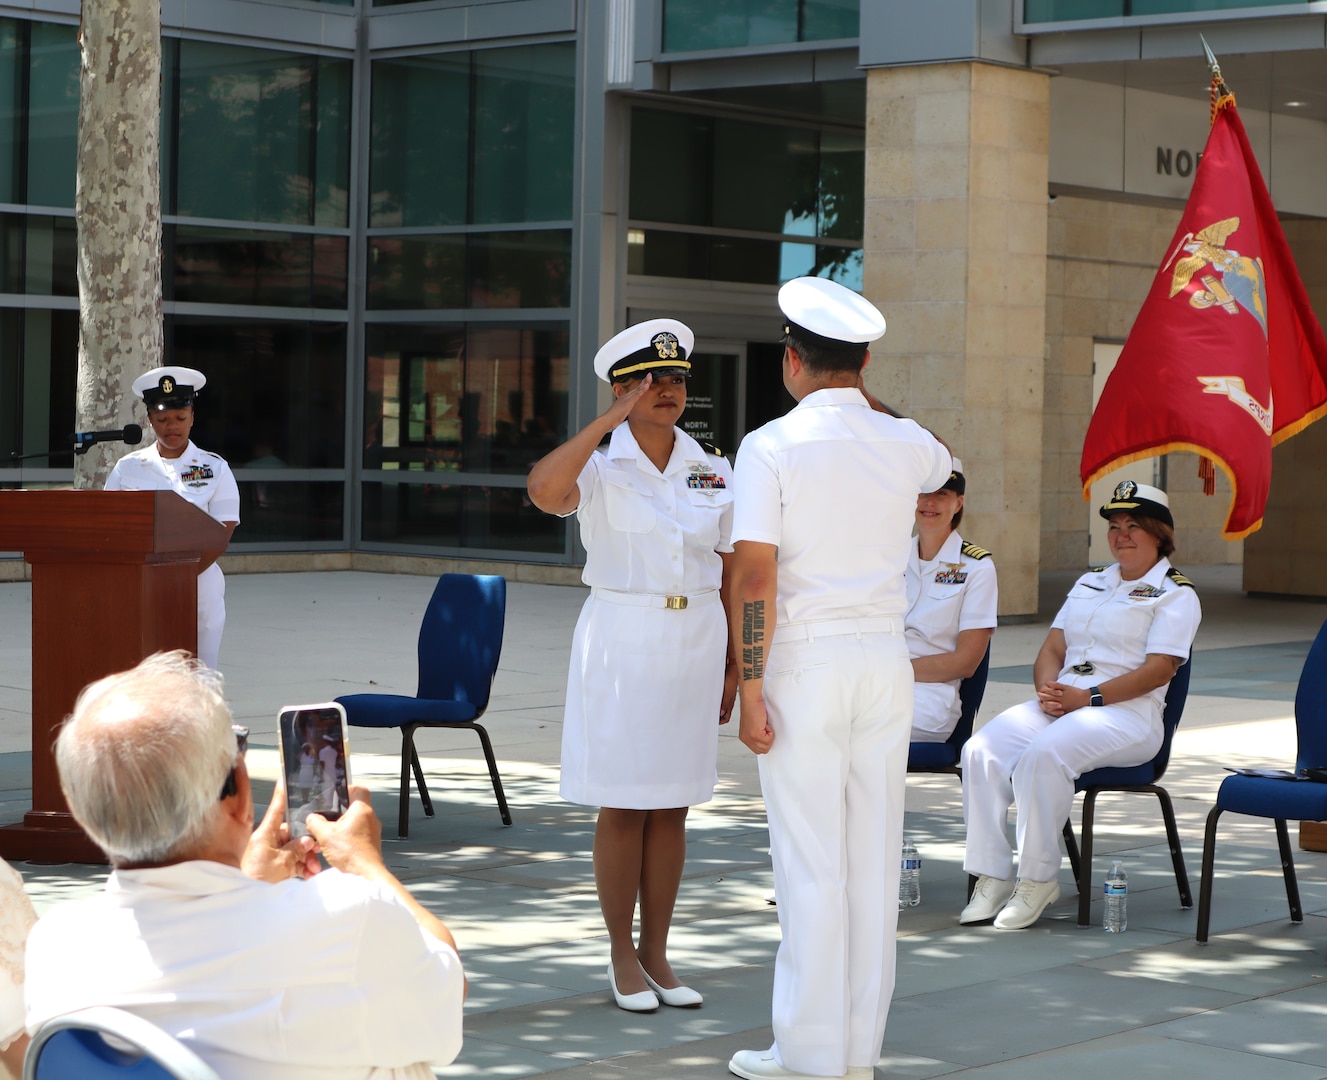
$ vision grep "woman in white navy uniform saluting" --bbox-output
[105,367,240,670]
[528,320,736,1013]
[905,458,997,743]
[959,481,1200,930]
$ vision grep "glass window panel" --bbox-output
[367,236,465,310]
[814,246,863,290]
[1025,0,1291,17]
[175,42,315,224]
[234,480,343,543]
[802,0,859,39]
[364,323,568,474]
[313,236,349,310]
[0,21,21,205]
[369,56,469,228]
[630,230,711,280]
[0,215,19,292]
[711,234,785,285]
[315,58,352,228]
[471,44,575,225]
[818,131,863,241]
[168,318,346,468]
[469,230,571,309]
[0,308,77,462]
[167,226,346,309]
[664,0,799,50]
[27,22,78,209]
[630,109,713,226]
[24,215,77,296]
[711,118,819,235]
[360,481,565,554]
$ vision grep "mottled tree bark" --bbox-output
[73,0,162,489]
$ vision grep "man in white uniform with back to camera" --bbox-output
[105,366,239,670]
[728,278,952,1080]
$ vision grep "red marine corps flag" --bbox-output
[1080,59,1327,539]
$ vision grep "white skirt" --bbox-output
[560,590,725,809]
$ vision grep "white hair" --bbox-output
[56,651,237,865]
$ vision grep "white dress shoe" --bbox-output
[728,1048,874,1079]
[993,878,1061,930]
[607,963,658,1012]
[958,875,1015,924]
[640,965,703,1007]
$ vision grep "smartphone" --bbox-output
[277,702,351,838]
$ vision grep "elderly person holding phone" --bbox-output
[25,651,465,1079]
[958,481,1201,930]
[527,319,736,1013]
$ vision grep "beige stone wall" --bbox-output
[864,62,1049,618]
[1244,217,1327,599]
[1041,193,1243,575]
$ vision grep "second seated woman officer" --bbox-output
[959,481,1200,930]
[904,458,997,743]
[105,367,239,670]
[527,320,736,1012]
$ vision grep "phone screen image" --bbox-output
[277,703,351,838]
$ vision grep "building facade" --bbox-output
[1,0,1324,613]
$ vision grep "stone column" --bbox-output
[863,62,1050,618]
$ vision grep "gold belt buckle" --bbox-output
[665,595,688,610]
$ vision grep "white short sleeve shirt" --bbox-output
[569,424,734,595]
[105,440,240,525]
[731,387,951,626]
[904,530,998,672]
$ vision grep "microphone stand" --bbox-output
[8,448,78,462]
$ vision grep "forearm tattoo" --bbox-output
[741,600,766,681]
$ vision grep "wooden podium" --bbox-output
[0,490,228,862]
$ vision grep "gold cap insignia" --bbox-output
[161,376,175,394]
[651,332,679,360]
[1113,480,1137,500]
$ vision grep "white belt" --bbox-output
[590,587,719,611]
[772,617,903,644]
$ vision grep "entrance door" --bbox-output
[684,344,744,455]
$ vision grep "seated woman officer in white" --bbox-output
[105,367,239,670]
[904,458,997,743]
[959,481,1201,930]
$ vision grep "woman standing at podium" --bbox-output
[105,366,239,669]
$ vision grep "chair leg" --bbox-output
[1274,818,1303,924]
[1075,792,1099,927]
[467,722,513,827]
[1062,820,1081,883]
[410,743,435,818]
[1154,787,1192,908]
[1196,805,1225,944]
[397,728,415,840]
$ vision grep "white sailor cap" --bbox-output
[593,319,695,383]
[778,277,886,350]
[1099,480,1173,528]
[131,366,206,411]
[937,457,965,495]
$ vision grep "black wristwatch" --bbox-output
[1088,686,1105,708]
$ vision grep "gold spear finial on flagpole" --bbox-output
[1201,34,1235,122]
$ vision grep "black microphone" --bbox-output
[72,424,144,455]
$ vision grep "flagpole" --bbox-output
[1200,35,1235,118]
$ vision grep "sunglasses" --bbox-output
[219,725,250,800]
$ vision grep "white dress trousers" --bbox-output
[759,626,913,1077]
[106,440,240,670]
[962,558,1201,882]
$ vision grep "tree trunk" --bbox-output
[73,0,162,489]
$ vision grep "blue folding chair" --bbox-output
[25,1007,220,1080]
[336,573,509,839]
[1197,620,1327,946]
[907,644,991,775]
[1062,656,1194,927]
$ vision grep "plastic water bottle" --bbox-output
[899,839,921,908]
[1103,860,1127,932]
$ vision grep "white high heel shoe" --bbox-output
[640,966,703,1008]
[607,963,659,1012]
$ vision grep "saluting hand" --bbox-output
[604,372,654,426]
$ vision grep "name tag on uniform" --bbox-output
[181,464,214,487]
[686,471,724,491]
[1128,584,1164,599]
[934,565,967,585]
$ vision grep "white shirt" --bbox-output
[106,440,240,525]
[1051,558,1202,719]
[25,861,464,1080]
[904,530,998,683]
[732,387,951,626]
[570,424,734,594]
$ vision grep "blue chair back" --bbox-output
[1294,620,1327,772]
[952,644,992,752]
[416,574,507,711]
[1073,656,1191,791]
[25,1007,220,1080]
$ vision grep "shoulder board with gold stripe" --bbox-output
[959,541,992,560]
[702,441,724,457]
[1166,567,1196,591]
[1089,565,1109,574]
